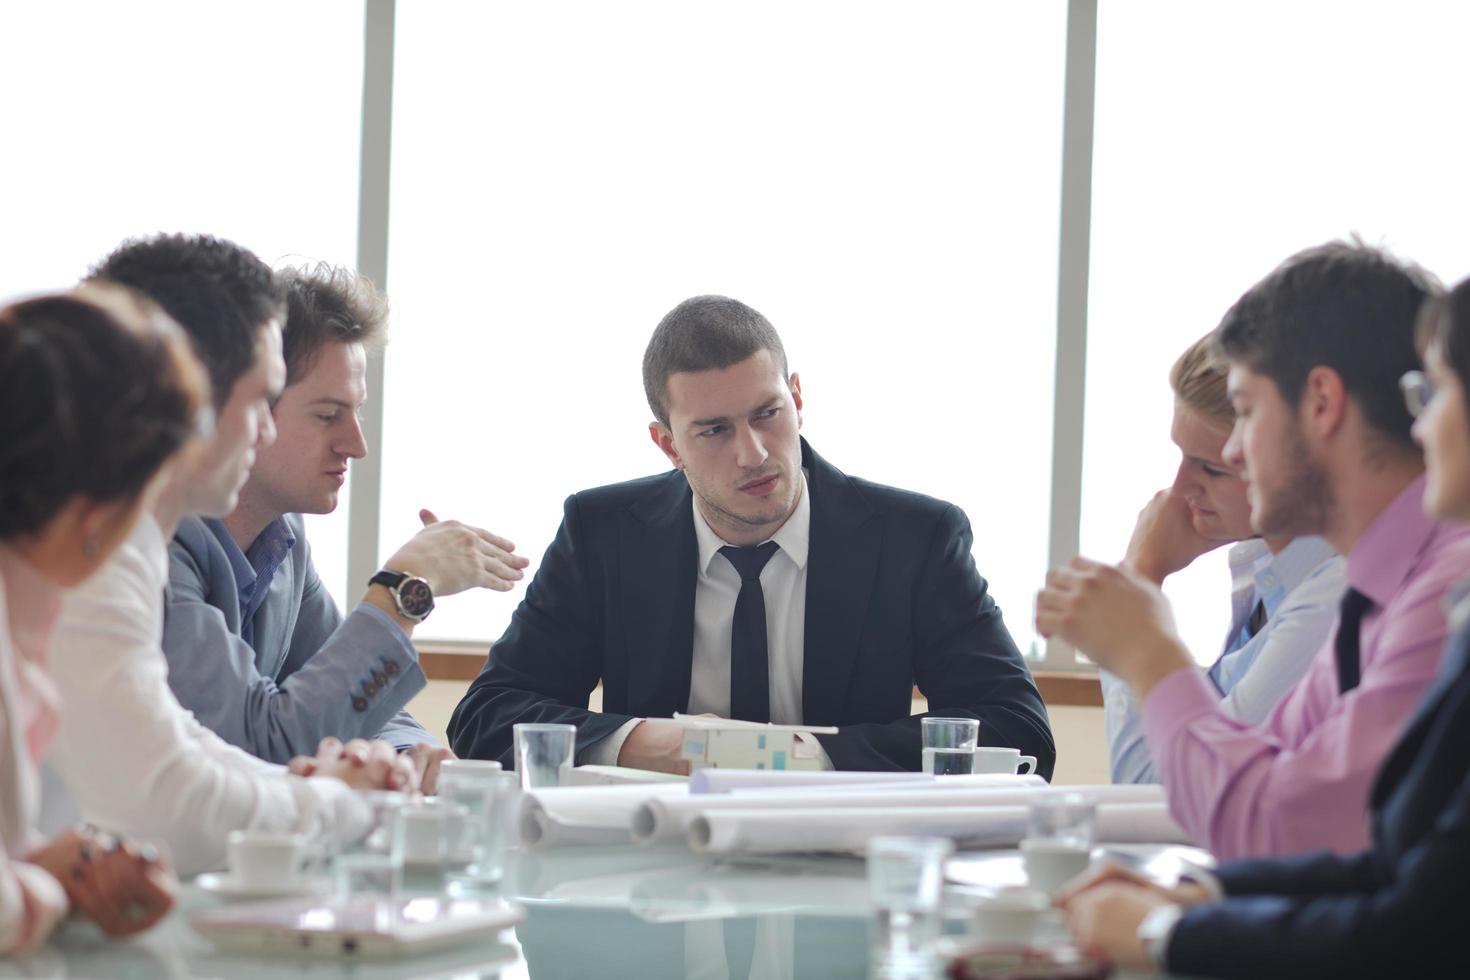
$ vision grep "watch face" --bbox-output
[399,578,435,619]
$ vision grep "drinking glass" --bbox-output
[867,835,954,951]
[513,723,576,789]
[1023,792,1097,893]
[920,717,979,775]
[442,769,519,891]
[1028,792,1096,847]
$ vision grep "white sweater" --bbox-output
[42,515,370,876]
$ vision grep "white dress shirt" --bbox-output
[0,554,68,954]
[41,514,371,876]
[584,472,831,767]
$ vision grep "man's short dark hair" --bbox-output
[1214,241,1441,452]
[89,233,286,410]
[642,295,788,425]
[278,262,389,385]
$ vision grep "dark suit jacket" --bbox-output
[1168,611,1470,977]
[448,439,1054,775]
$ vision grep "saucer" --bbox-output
[196,871,333,900]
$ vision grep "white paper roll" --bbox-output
[635,783,1160,845]
[517,783,690,847]
[686,800,1189,855]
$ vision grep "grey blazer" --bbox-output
[163,514,432,763]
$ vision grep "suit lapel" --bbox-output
[620,472,698,716]
[800,440,881,726]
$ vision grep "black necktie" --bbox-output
[720,542,780,723]
[1247,599,1268,638]
[1335,588,1373,694]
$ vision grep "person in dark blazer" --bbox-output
[448,295,1054,776]
[1059,275,1470,977]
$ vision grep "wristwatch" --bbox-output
[369,568,435,622]
[1136,903,1183,970]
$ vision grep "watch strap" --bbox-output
[369,569,409,590]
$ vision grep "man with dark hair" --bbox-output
[92,233,287,413]
[162,262,528,788]
[1037,242,1470,862]
[45,235,410,876]
[448,294,1054,774]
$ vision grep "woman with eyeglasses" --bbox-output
[0,285,206,953]
[1058,276,1470,977]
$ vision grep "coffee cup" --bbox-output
[1020,839,1092,894]
[972,747,1037,775]
[227,830,305,888]
[969,886,1051,944]
[395,799,468,866]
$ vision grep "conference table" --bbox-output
[1,843,1202,979]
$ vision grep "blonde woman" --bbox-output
[1102,333,1344,783]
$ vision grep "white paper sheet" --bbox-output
[517,783,690,847]
[635,783,1159,844]
[687,801,1190,855]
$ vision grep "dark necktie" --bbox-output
[1335,587,1373,694]
[720,542,781,723]
[1246,599,1268,638]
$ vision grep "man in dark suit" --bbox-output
[448,295,1053,775]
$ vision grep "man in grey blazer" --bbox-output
[161,262,528,789]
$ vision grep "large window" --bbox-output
[1081,0,1470,663]
[0,1,364,602]
[383,1,1068,647]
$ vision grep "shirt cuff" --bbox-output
[351,601,421,662]
[1178,862,1225,900]
[10,861,70,952]
[578,718,644,767]
[794,731,834,770]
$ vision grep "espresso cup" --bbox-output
[227,830,305,888]
[1019,838,1092,894]
[971,747,1038,775]
[395,799,468,868]
[969,887,1051,944]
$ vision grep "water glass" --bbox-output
[355,789,409,855]
[1023,792,1097,893]
[920,717,979,775]
[441,769,519,890]
[867,835,954,949]
[1028,792,1096,848]
[513,723,576,789]
[335,851,399,898]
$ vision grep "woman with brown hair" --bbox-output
[0,283,206,953]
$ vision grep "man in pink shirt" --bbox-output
[1038,242,1470,861]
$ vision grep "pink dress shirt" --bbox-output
[0,547,68,955]
[1143,475,1470,861]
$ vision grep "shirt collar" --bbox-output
[693,469,811,576]
[204,516,297,600]
[205,518,256,593]
[1346,473,1437,607]
[1254,536,1340,604]
[1227,539,1273,595]
[1446,575,1470,635]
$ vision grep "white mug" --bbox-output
[971,746,1037,775]
[969,887,1050,944]
[1019,838,1092,894]
[227,830,305,887]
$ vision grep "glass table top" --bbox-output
[0,845,1201,979]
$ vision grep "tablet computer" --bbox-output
[191,895,524,960]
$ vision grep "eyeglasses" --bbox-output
[1400,370,1436,419]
